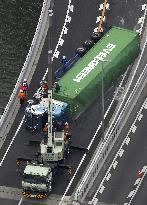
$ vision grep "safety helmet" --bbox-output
[65,122,68,125]
[20,89,23,93]
[62,56,66,59]
[23,79,27,82]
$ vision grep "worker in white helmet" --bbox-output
[61,55,68,72]
[20,79,28,97]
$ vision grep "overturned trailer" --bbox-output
[53,27,140,119]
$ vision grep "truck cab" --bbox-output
[25,98,69,132]
[25,98,48,132]
[22,164,52,198]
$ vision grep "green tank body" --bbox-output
[53,27,140,119]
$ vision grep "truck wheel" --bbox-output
[83,39,94,50]
[90,32,102,43]
[75,47,87,57]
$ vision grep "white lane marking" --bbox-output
[59,153,87,204]
[87,66,129,151]
[0,116,25,167]
[144,100,147,109]
[142,4,147,11]
[131,124,137,133]
[138,17,144,24]
[91,97,147,203]
[125,137,130,145]
[112,161,118,169]
[52,0,74,60]
[125,166,147,204]
[136,4,147,34]
[43,0,74,80]
[106,173,111,181]
[138,113,143,121]
[99,3,110,11]
[99,185,105,194]
[134,178,141,185]
[17,197,23,205]
[141,165,147,172]
[118,149,124,157]
[127,190,135,198]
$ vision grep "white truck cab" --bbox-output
[22,164,52,198]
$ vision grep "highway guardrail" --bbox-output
[0,0,53,149]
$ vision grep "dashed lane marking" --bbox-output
[99,185,105,194]
[118,148,124,157]
[131,124,137,133]
[125,137,130,145]
[138,113,143,121]
[127,190,135,198]
[112,160,118,169]
[134,178,141,186]
[124,166,147,204]
[0,116,25,167]
[106,173,111,181]
[91,97,147,202]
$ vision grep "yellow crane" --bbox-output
[98,0,107,32]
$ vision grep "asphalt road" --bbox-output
[0,0,146,205]
[132,168,147,205]
[94,103,147,205]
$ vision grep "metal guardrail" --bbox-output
[0,0,53,148]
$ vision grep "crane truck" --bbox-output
[21,88,71,198]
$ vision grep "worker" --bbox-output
[17,89,26,107]
[22,79,28,89]
[64,122,70,142]
[19,79,28,97]
[22,79,28,97]
[64,122,69,133]
[43,123,48,143]
[43,123,48,134]
[61,56,68,72]
[53,82,60,93]
[42,81,48,98]
[64,131,69,143]
[42,81,48,91]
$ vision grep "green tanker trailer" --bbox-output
[53,27,140,120]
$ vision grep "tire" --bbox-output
[83,39,94,50]
[75,47,87,57]
[90,32,102,43]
